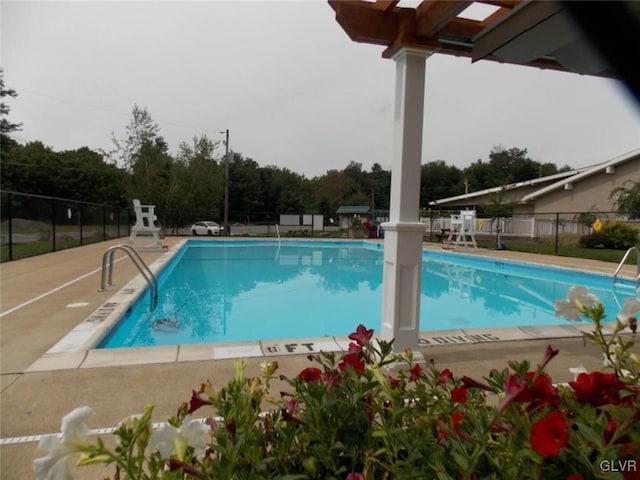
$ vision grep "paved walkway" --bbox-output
[1,238,637,479]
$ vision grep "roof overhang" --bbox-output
[328,0,638,81]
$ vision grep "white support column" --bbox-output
[380,47,431,353]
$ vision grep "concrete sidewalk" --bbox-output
[1,238,637,479]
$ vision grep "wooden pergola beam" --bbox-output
[372,0,399,13]
[328,0,399,46]
[479,0,522,8]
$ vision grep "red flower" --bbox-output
[436,412,465,442]
[188,390,212,414]
[409,363,422,382]
[604,416,616,445]
[438,368,453,385]
[339,353,366,373]
[540,344,560,369]
[348,324,374,346]
[345,474,364,480]
[452,411,464,434]
[499,372,560,411]
[530,410,568,457]
[461,375,494,392]
[298,367,322,383]
[451,386,468,404]
[567,475,584,480]
[347,342,362,354]
[569,371,627,406]
[497,374,528,413]
[529,373,560,408]
[387,375,400,390]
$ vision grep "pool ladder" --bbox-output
[613,246,640,294]
[99,244,158,311]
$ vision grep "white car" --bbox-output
[191,221,221,236]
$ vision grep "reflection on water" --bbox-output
[98,243,636,348]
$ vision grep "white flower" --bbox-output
[149,415,208,461]
[33,406,93,480]
[616,297,640,324]
[569,365,588,381]
[554,286,600,321]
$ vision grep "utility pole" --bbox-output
[220,129,230,236]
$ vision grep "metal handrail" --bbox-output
[99,244,158,311]
[613,246,640,287]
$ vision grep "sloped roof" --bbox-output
[520,148,640,203]
[428,169,582,206]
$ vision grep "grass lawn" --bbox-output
[476,238,638,265]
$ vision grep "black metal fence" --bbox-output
[0,191,130,262]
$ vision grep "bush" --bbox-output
[34,288,640,480]
[539,233,581,248]
[579,232,613,249]
[600,221,639,250]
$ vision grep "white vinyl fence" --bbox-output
[419,214,630,239]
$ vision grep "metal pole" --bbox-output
[223,129,230,236]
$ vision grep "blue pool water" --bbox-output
[97,240,637,348]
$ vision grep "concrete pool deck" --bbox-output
[1,237,638,479]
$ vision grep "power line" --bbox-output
[19,88,224,135]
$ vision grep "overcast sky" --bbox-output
[2,1,639,178]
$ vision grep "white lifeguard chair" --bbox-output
[129,199,164,251]
[445,210,478,249]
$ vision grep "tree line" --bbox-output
[6,70,638,225]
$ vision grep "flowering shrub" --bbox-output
[351,214,364,230]
[36,288,640,479]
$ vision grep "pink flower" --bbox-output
[321,370,342,388]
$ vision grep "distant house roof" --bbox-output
[336,205,370,215]
[428,169,582,206]
[520,148,640,203]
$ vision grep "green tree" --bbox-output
[259,166,312,215]
[110,105,177,217]
[420,160,464,205]
[314,170,360,219]
[170,135,224,225]
[1,68,23,162]
[369,163,391,211]
[0,68,22,135]
[462,146,561,192]
[57,147,129,205]
[227,154,263,222]
[0,141,60,195]
[610,180,640,219]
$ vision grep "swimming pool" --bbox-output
[97,240,637,348]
